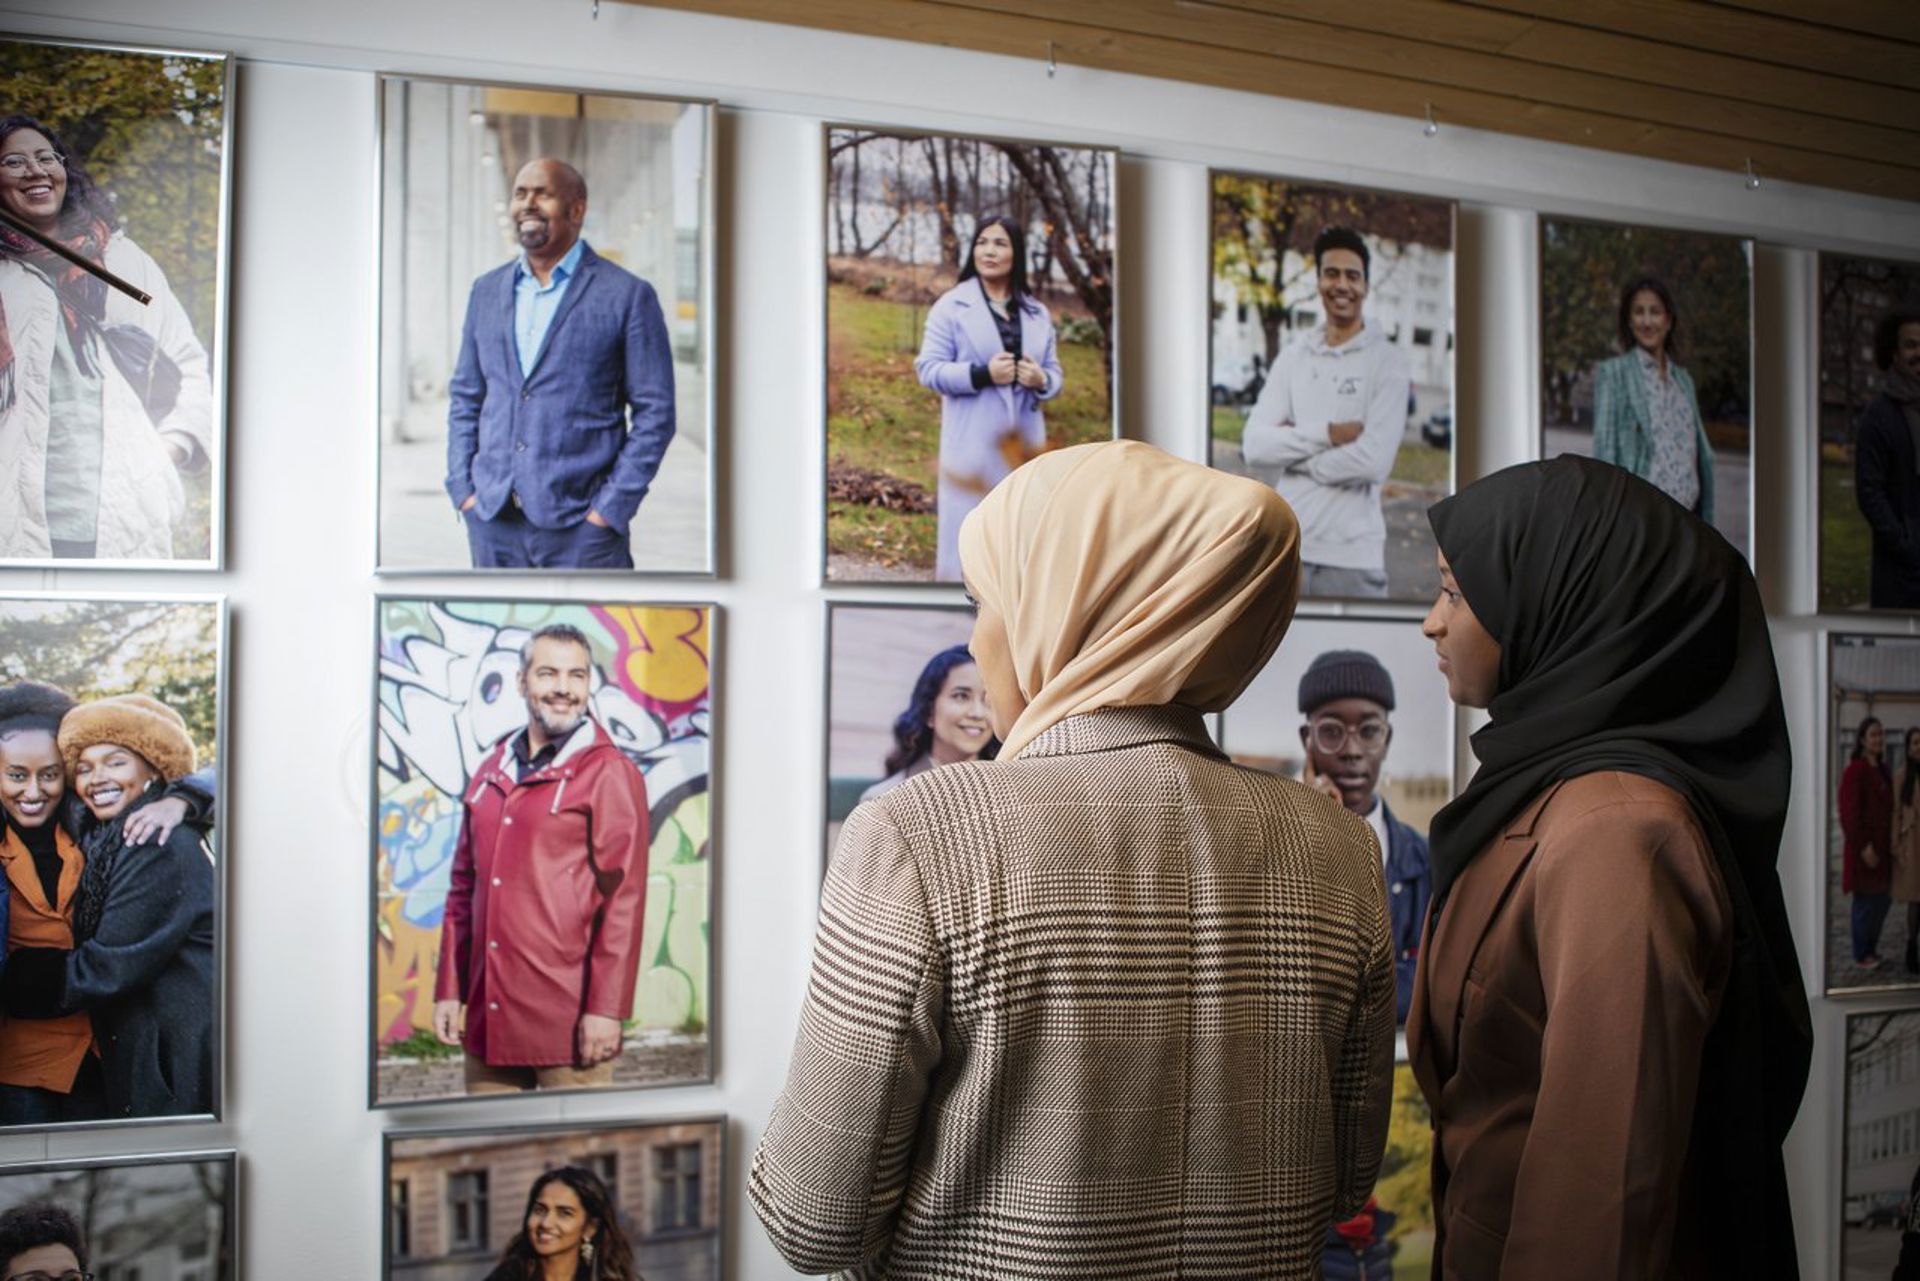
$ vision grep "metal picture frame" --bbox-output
[371,72,718,577]
[0,34,235,571]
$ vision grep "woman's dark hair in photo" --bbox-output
[1854,716,1885,763]
[1873,306,1920,372]
[1311,225,1371,281]
[0,114,117,235]
[883,644,999,776]
[490,1165,637,1281]
[1615,275,1682,360]
[0,1201,87,1274]
[957,214,1036,312]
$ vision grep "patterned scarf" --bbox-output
[0,212,110,377]
[1884,364,1920,478]
[70,780,163,944]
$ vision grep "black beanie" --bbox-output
[1297,650,1395,714]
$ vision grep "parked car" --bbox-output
[1421,408,1453,450]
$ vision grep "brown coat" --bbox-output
[1893,769,1920,903]
[0,826,92,1091]
[1408,772,1732,1281]
[751,706,1397,1279]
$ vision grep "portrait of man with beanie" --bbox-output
[1296,648,1432,1022]
[1240,225,1414,601]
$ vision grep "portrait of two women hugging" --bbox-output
[0,681,215,1126]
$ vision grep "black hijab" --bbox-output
[1427,455,1810,1277]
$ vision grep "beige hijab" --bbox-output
[958,440,1301,759]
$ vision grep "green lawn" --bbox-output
[1212,405,1450,489]
[1822,451,1870,612]
[827,284,1112,567]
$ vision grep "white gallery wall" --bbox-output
[2,0,1918,1275]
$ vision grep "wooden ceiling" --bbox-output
[631,0,1920,204]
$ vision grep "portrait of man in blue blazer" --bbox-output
[445,157,676,569]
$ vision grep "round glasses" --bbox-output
[0,150,65,176]
[1308,717,1389,755]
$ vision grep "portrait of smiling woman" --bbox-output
[0,38,231,566]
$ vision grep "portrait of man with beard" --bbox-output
[431,623,652,1094]
[443,156,677,570]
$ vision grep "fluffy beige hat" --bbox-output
[57,693,196,782]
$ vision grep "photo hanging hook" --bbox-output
[1744,157,1761,191]
[592,0,600,19]
[1423,103,1439,137]
[1047,40,1057,79]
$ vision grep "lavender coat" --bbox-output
[914,281,1064,580]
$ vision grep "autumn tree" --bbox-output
[1212,174,1452,369]
[0,44,226,339]
[0,600,220,763]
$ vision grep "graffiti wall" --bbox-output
[372,599,712,1101]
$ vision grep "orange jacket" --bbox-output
[0,826,93,1091]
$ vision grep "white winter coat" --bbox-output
[0,233,213,561]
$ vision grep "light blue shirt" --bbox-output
[513,238,586,376]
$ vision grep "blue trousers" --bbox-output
[464,503,634,570]
[1855,891,1894,962]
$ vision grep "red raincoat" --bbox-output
[435,719,650,1066]
[1843,756,1894,896]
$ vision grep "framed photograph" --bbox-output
[823,602,988,866]
[0,593,227,1128]
[1538,215,1753,558]
[1325,1059,1433,1280]
[1218,616,1451,1025]
[372,598,714,1106]
[0,36,233,568]
[385,1115,723,1280]
[1817,252,1920,613]
[375,75,714,574]
[1208,172,1455,604]
[0,1149,234,1278]
[824,125,1118,583]
[1825,633,1920,996]
[1843,1008,1920,1278]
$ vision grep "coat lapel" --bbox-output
[523,248,599,383]
[1409,779,1565,1096]
[498,265,523,388]
[955,289,1016,417]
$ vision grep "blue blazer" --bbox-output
[1382,799,1431,1026]
[445,243,676,532]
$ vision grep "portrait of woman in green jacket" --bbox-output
[1590,276,1715,524]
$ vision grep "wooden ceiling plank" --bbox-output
[1702,0,1920,45]
[1457,0,1920,88]
[1216,0,1920,126]
[627,0,1920,201]
[994,0,1919,167]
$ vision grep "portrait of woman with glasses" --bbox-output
[0,111,214,562]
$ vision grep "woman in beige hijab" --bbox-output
[752,440,1396,1279]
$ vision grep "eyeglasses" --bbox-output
[1308,717,1389,755]
[0,150,65,176]
[7,1271,95,1281]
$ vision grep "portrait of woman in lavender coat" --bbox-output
[914,215,1065,581]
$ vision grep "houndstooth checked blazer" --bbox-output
[751,705,1397,1279]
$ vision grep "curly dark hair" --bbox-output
[1312,225,1371,282]
[489,1166,637,1281]
[1874,307,1920,373]
[1615,275,1682,361]
[0,681,75,737]
[0,114,118,238]
[0,1201,87,1275]
[883,644,998,776]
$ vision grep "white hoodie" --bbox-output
[1239,323,1412,572]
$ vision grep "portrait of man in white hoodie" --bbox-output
[1210,178,1454,603]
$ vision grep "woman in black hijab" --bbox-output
[1410,455,1810,1279]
